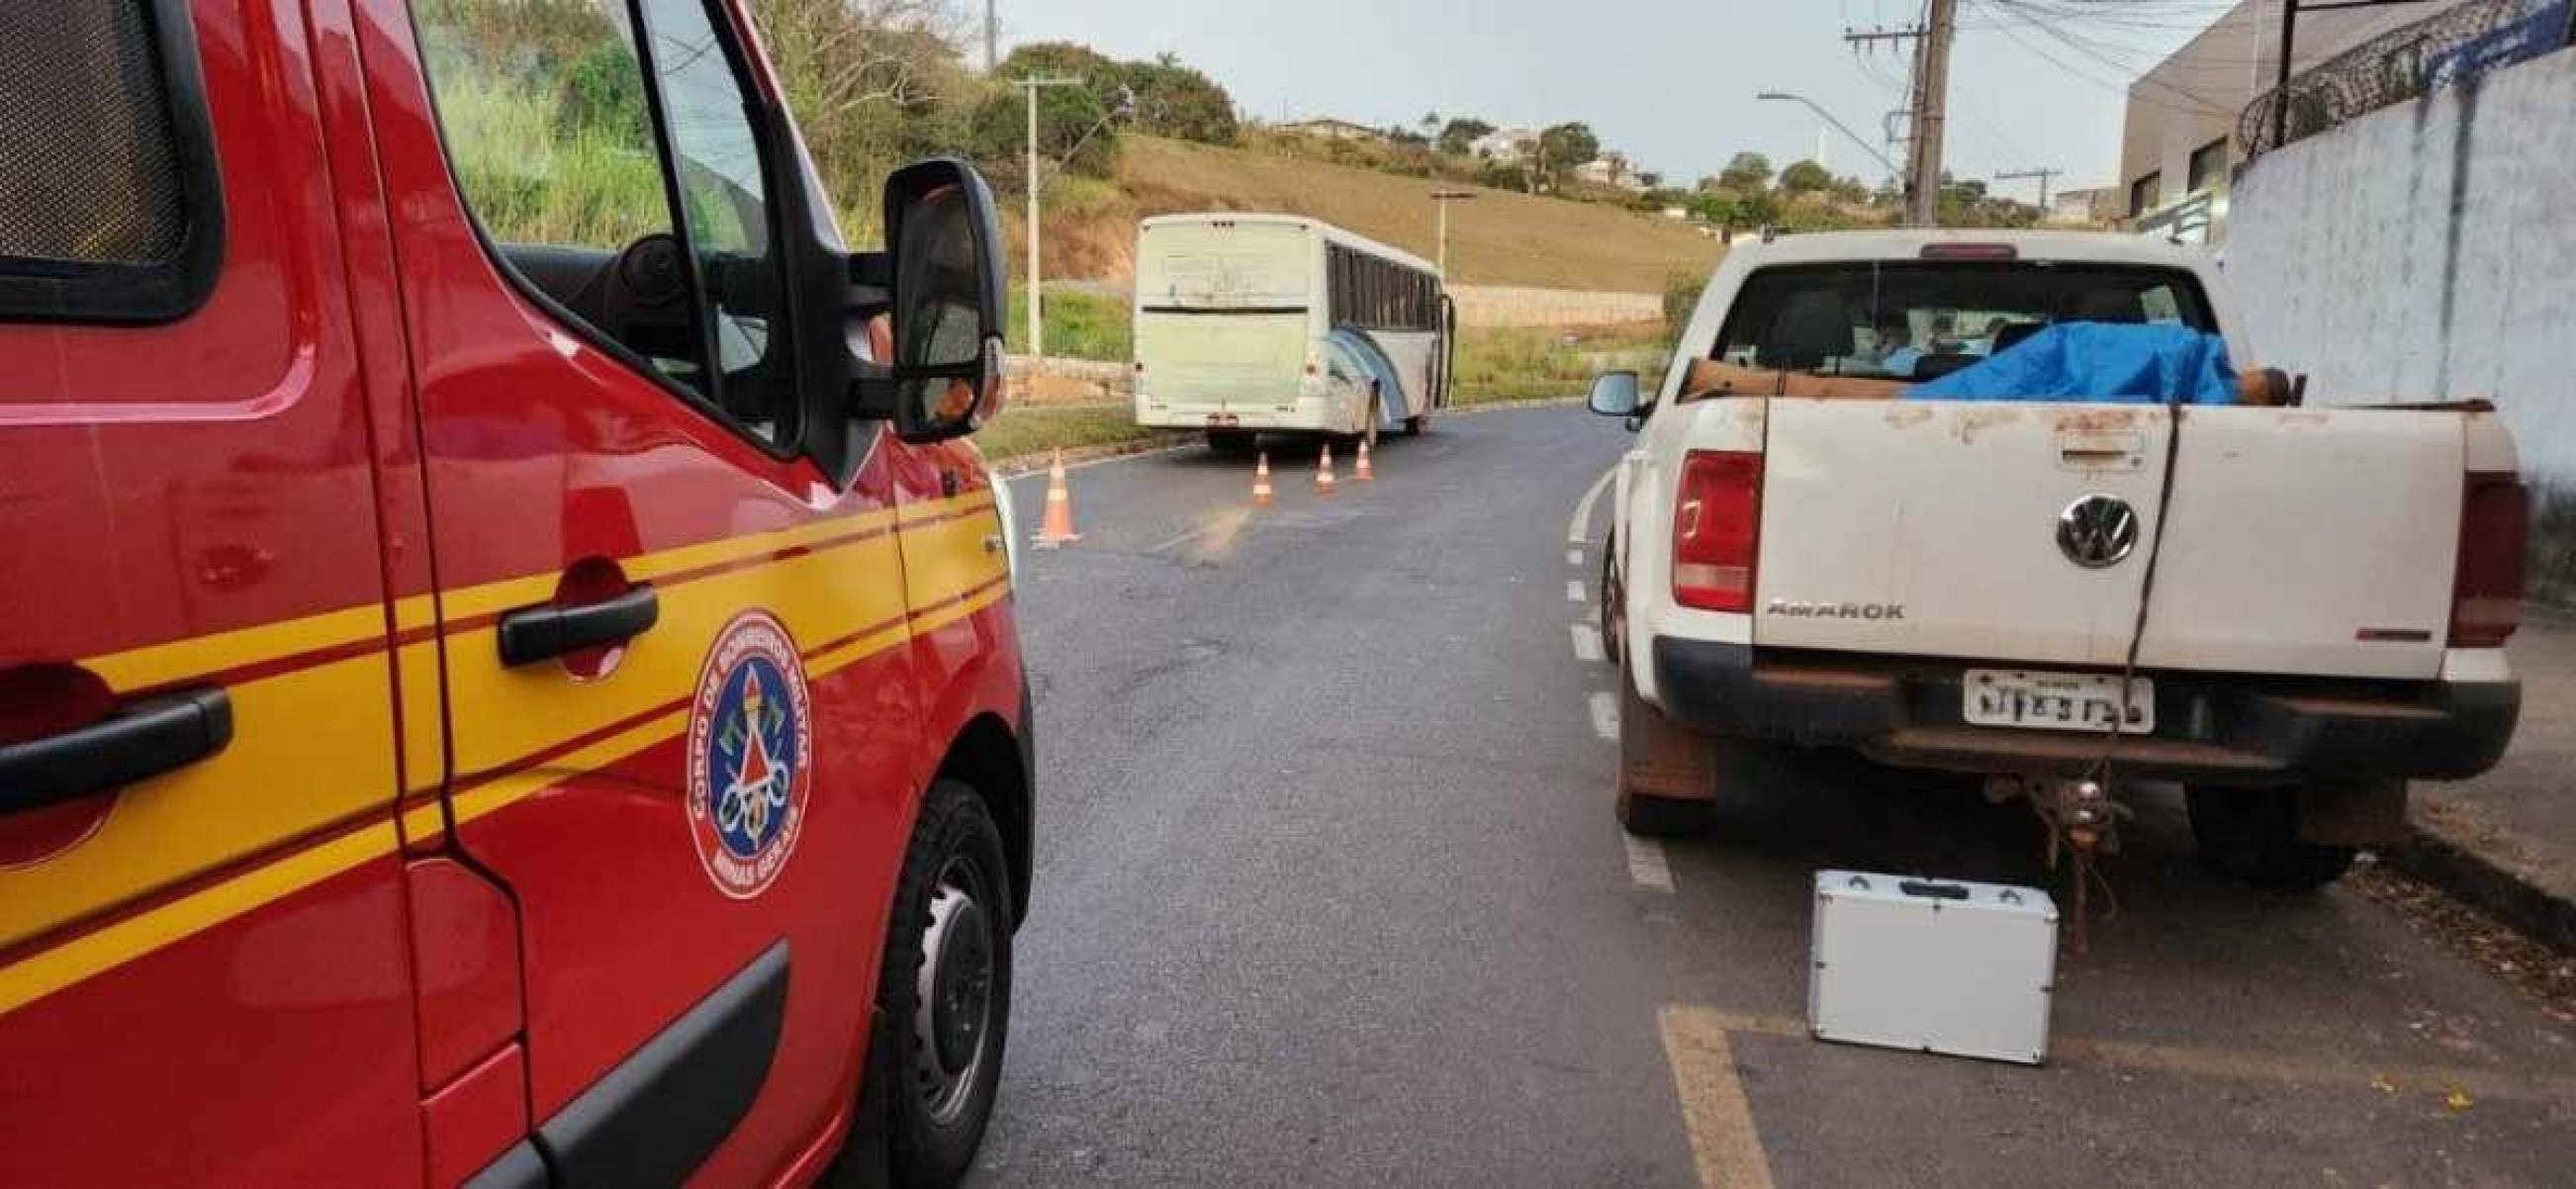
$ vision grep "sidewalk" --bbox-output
[2398,608,2576,950]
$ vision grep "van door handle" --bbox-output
[0,688,232,816]
[498,586,660,667]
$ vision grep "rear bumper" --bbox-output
[1650,638,2522,785]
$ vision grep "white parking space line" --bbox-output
[1571,623,1605,663]
[1588,690,1618,740]
[1658,1007,1780,1189]
[1623,835,1675,892]
[1568,465,1616,545]
[1567,548,1584,567]
[1568,580,1588,603]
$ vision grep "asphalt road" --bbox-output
[978,406,2576,1188]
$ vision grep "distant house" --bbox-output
[1470,127,1539,163]
[1574,151,1648,192]
[1280,118,1384,143]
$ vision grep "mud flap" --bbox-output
[1617,675,1719,808]
[2296,779,2409,847]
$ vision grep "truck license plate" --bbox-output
[1963,670,2154,734]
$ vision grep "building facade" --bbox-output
[2120,0,2443,240]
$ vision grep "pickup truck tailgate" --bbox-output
[1753,401,2461,681]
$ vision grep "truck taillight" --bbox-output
[1672,450,1762,612]
[2450,471,2528,648]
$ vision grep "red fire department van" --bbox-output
[0,2,1033,1185]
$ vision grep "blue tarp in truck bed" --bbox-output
[1909,322,2240,406]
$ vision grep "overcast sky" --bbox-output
[997,0,2262,196]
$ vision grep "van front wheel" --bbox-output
[874,780,1014,1186]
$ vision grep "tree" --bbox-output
[1778,158,1833,194]
[1120,54,1238,144]
[1636,170,1665,189]
[968,72,1119,183]
[1420,110,1441,137]
[1717,151,1774,192]
[1536,122,1601,186]
[1437,117,1495,156]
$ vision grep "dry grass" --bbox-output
[1003,136,1725,293]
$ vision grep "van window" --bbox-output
[414,0,793,446]
[638,0,796,442]
[0,0,221,322]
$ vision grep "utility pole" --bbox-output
[1428,190,1475,278]
[984,0,997,73]
[1911,0,1958,228]
[1019,76,1081,360]
[1995,166,2064,211]
[1842,18,1951,226]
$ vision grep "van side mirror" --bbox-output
[856,159,1008,445]
[1588,370,1641,419]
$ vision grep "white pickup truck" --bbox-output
[1594,230,2527,889]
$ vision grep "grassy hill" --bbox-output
[1011,135,1725,293]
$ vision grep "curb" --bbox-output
[989,433,1192,478]
[2383,821,2576,956]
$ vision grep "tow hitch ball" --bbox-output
[1987,776,2131,954]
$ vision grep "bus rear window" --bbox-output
[1139,225,1308,310]
[1708,262,2217,386]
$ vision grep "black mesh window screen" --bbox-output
[2,5,186,262]
[0,1,219,322]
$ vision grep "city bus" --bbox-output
[1132,213,1454,451]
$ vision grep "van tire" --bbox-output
[875,780,1015,1187]
[2186,784,2357,891]
[1401,414,1427,436]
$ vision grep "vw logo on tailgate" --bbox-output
[2057,495,2140,569]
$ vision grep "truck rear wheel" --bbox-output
[1615,673,1717,838]
[2186,784,2357,891]
[874,780,1014,1186]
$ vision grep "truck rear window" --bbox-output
[1709,262,2217,386]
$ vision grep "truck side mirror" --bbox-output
[870,159,1008,444]
[1588,370,1641,419]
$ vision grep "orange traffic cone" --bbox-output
[1316,442,1337,496]
[1035,448,1080,547]
[1355,435,1375,482]
[1251,451,1274,506]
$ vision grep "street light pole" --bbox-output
[1018,76,1080,361]
[1753,92,1903,176]
[1428,190,1475,278]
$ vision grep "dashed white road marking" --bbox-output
[1567,580,1588,603]
[1568,465,1616,545]
[1624,835,1676,892]
[1571,623,1605,663]
[1146,525,1213,554]
[1567,548,1585,567]
[1588,690,1618,740]
[1658,1007,1780,1189]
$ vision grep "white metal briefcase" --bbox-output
[1808,869,2059,1065]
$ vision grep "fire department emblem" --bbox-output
[687,612,814,898]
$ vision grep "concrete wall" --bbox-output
[2227,46,2576,602]
[1447,284,1660,327]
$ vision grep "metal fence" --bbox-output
[2237,0,2574,157]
